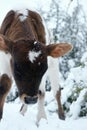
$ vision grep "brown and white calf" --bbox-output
[0,9,72,124]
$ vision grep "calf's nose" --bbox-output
[24,96,38,104]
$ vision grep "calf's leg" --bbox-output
[47,57,65,120]
[36,72,47,125]
[20,103,28,116]
[0,74,12,120]
[56,89,65,120]
[37,91,47,124]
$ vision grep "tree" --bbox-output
[38,0,87,79]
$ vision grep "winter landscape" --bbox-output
[0,0,87,130]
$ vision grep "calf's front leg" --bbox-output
[48,57,65,120]
[36,91,47,124]
[36,71,47,125]
[0,74,12,120]
[20,103,28,116]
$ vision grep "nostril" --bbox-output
[33,96,38,102]
[38,90,42,95]
[24,97,30,104]
[24,96,38,104]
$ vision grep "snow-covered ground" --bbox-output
[0,99,87,130]
[0,0,87,130]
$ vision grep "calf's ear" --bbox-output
[46,43,73,58]
[0,34,13,53]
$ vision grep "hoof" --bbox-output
[0,111,2,121]
[58,111,65,120]
[20,104,28,116]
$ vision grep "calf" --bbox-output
[0,9,72,124]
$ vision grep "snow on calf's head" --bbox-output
[28,50,41,63]
[18,9,28,21]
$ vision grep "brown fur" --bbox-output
[56,89,65,120]
[0,74,12,119]
[0,10,46,43]
[0,9,72,121]
[0,10,48,120]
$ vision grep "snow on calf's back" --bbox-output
[28,50,41,63]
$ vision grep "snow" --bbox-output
[0,0,87,129]
[68,59,75,68]
[69,89,87,119]
[81,52,87,64]
[18,9,28,21]
[0,101,87,130]
[61,52,87,119]
[28,50,41,63]
[0,0,51,25]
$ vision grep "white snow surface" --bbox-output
[0,0,87,129]
[18,9,28,21]
[0,98,87,130]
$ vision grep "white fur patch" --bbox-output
[28,50,41,63]
[0,52,12,77]
[47,57,60,96]
[18,9,28,22]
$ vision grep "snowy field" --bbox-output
[0,90,87,130]
[0,99,87,130]
[0,0,87,130]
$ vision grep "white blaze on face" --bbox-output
[28,50,41,63]
[18,9,28,21]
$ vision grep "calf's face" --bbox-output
[0,35,73,104]
[11,40,48,104]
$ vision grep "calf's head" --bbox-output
[0,35,72,104]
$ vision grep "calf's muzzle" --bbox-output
[24,96,38,104]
